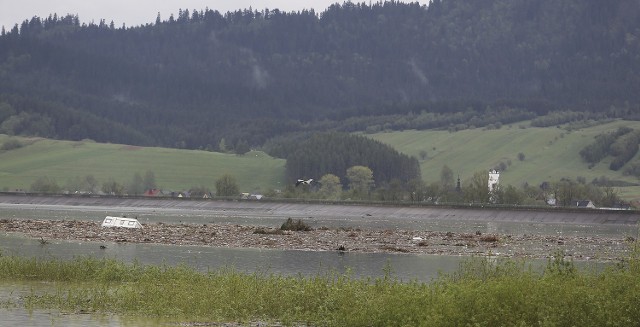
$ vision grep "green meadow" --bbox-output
[2,119,640,201]
[368,119,640,201]
[0,136,285,193]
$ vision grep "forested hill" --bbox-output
[1,0,639,151]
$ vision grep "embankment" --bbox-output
[0,193,637,225]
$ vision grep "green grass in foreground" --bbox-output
[1,250,639,326]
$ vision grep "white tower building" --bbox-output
[488,169,500,192]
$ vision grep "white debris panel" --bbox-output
[101,216,143,229]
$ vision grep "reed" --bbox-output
[1,251,639,326]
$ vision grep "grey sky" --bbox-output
[1,0,427,30]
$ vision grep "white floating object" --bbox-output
[101,216,143,229]
[412,236,423,241]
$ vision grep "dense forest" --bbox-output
[284,132,421,186]
[1,0,639,153]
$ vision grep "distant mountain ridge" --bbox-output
[1,0,639,150]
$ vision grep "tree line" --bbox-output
[281,132,421,187]
[580,126,640,171]
[27,170,220,198]
[23,165,626,208]
[1,0,639,150]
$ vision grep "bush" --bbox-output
[624,161,640,178]
[215,174,239,196]
[1,138,22,151]
[530,111,585,127]
[30,176,61,193]
[609,131,640,171]
[580,127,634,165]
[280,218,312,231]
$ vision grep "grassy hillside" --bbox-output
[3,119,640,202]
[0,136,285,193]
[367,120,640,202]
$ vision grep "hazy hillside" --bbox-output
[1,0,639,150]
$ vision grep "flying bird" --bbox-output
[295,178,313,186]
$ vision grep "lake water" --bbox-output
[0,232,465,327]
[0,202,637,326]
[2,202,637,237]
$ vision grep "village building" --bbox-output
[488,169,500,192]
[571,200,596,209]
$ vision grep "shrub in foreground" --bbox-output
[280,218,312,231]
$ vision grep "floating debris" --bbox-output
[0,219,633,261]
[101,216,143,229]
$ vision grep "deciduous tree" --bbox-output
[464,170,490,204]
[143,171,157,191]
[318,173,342,200]
[215,174,239,196]
[346,165,374,199]
[101,178,124,196]
[440,165,454,190]
[30,176,60,194]
[127,172,144,195]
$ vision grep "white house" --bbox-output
[571,200,596,209]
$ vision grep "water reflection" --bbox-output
[0,280,168,326]
[0,233,462,281]
[0,285,167,327]
[0,232,466,327]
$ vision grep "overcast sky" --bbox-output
[1,0,427,30]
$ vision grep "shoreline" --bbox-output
[1,194,639,225]
[0,218,635,261]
